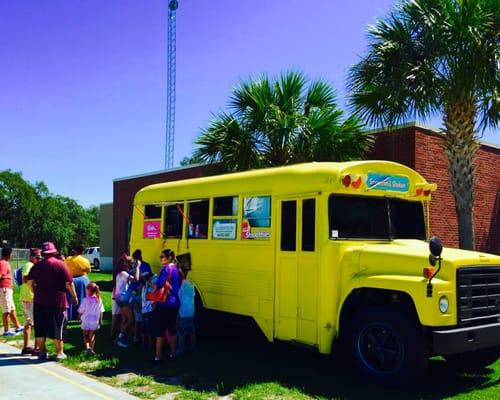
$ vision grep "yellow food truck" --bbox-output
[130,161,500,384]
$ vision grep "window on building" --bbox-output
[164,203,184,238]
[144,204,162,219]
[187,199,209,239]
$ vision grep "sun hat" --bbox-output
[42,242,58,255]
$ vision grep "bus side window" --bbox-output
[187,199,209,239]
[144,204,161,219]
[213,196,238,240]
[164,203,184,238]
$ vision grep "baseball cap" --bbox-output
[42,242,58,255]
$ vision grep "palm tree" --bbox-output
[348,0,499,250]
[193,71,372,172]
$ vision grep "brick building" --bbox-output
[112,122,500,262]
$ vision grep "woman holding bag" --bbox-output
[153,249,180,362]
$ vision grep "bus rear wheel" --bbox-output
[346,306,427,386]
[444,348,500,372]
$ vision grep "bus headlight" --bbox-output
[439,296,449,313]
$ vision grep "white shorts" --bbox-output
[22,301,34,326]
[0,288,15,314]
[112,300,121,316]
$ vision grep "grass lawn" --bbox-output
[2,271,499,399]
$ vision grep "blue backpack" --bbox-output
[14,267,23,286]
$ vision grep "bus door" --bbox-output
[275,197,318,345]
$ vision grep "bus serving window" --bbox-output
[144,205,161,219]
[243,196,271,228]
[164,203,184,238]
[187,199,209,239]
[213,196,238,240]
[214,196,238,216]
[328,195,425,240]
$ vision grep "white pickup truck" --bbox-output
[83,246,100,269]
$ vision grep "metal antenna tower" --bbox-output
[165,0,178,169]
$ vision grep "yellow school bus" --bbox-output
[130,161,500,384]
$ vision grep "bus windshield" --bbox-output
[328,195,426,240]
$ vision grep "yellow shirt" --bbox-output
[65,255,91,277]
[20,261,34,302]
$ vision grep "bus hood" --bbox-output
[353,240,500,281]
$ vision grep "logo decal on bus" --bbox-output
[367,173,409,192]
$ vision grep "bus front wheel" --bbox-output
[346,306,427,386]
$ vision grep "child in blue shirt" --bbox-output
[176,267,195,355]
[141,274,156,349]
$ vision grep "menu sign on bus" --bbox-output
[143,221,161,238]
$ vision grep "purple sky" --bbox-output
[1,0,498,207]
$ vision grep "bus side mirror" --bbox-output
[429,236,443,258]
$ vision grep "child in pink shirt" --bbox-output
[78,282,104,355]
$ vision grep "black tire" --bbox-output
[93,259,100,269]
[345,306,428,386]
[444,347,500,373]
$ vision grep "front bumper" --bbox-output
[433,323,500,355]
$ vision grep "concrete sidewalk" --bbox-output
[0,341,138,399]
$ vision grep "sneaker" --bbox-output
[15,327,24,333]
[2,331,15,337]
[85,348,96,356]
[55,353,67,361]
[37,351,48,361]
[21,347,34,356]
[116,338,128,348]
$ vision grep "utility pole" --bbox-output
[165,0,178,169]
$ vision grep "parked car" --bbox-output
[83,246,100,269]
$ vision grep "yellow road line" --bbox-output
[30,363,113,400]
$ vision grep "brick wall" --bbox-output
[369,125,500,254]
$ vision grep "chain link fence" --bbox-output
[10,248,30,269]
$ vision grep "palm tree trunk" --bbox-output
[443,101,479,250]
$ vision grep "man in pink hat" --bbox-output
[27,242,78,361]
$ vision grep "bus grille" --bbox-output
[457,267,500,326]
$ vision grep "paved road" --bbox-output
[0,342,138,399]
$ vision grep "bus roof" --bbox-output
[134,161,435,204]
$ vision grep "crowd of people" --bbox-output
[0,242,195,362]
[112,248,196,362]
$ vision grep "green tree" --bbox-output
[193,71,373,172]
[0,170,41,247]
[0,170,99,251]
[348,0,499,250]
